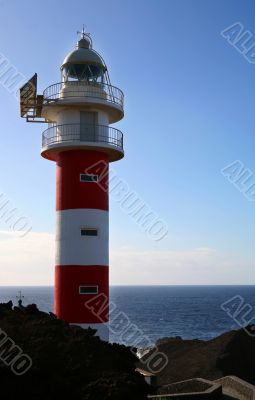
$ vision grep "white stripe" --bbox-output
[56,209,108,266]
[72,322,109,341]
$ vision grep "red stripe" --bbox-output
[56,150,109,211]
[55,265,109,323]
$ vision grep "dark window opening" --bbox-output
[80,174,98,182]
[79,286,98,295]
[81,228,98,236]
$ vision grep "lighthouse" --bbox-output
[20,28,124,341]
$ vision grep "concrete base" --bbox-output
[148,378,222,400]
[148,376,255,400]
[216,376,255,400]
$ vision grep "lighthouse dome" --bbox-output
[61,37,107,82]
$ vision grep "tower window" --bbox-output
[81,228,98,236]
[80,174,98,182]
[79,285,98,295]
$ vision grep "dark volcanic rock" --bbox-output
[0,302,149,400]
[216,325,255,383]
[141,327,255,387]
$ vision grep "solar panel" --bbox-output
[20,73,37,118]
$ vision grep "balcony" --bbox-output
[42,81,124,123]
[41,123,124,162]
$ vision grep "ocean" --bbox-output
[0,286,254,347]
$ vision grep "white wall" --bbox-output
[57,109,109,126]
[56,209,109,266]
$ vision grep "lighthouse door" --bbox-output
[80,111,97,142]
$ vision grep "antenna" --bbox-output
[16,290,24,307]
[77,24,90,39]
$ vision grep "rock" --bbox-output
[0,303,150,399]
[140,326,255,387]
[24,303,41,314]
[0,300,13,312]
[216,325,255,383]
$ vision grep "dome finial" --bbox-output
[76,25,92,48]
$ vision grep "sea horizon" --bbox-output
[1,284,255,287]
[0,285,254,346]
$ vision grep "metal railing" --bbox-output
[42,124,123,151]
[43,81,124,109]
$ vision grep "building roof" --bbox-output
[61,38,106,69]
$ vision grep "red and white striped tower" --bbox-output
[20,28,124,341]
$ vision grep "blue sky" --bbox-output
[0,0,255,285]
